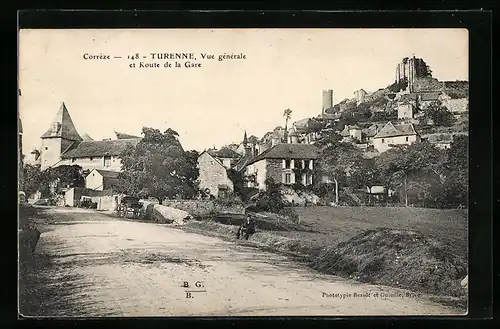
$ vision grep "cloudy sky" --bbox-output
[19,28,468,154]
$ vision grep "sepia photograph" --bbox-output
[18,28,469,317]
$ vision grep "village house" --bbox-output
[372,121,420,153]
[197,144,243,198]
[340,124,363,143]
[418,92,441,109]
[85,169,120,191]
[362,123,386,144]
[35,102,141,172]
[397,99,416,120]
[244,143,319,191]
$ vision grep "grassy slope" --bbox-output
[286,206,468,258]
[185,205,468,305]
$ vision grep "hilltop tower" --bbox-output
[40,102,82,170]
[395,56,429,92]
[322,89,334,115]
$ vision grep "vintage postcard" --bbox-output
[18,28,469,317]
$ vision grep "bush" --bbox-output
[239,187,260,202]
[278,207,300,222]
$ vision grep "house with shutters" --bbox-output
[372,121,420,153]
[243,143,320,191]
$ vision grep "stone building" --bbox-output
[243,143,319,191]
[36,102,141,171]
[397,100,416,120]
[372,121,420,153]
[197,150,236,198]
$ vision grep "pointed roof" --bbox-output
[373,121,418,139]
[41,102,82,141]
[243,131,248,145]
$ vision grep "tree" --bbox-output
[375,141,447,206]
[316,141,364,204]
[22,164,42,197]
[443,135,468,206]
[283,108,292,131]
[39,165,85,198]
[420,100,455,127]
[116,127,199,204]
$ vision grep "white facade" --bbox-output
[373,134,419,153]
[397,104,415,119]
[60,155,122,171]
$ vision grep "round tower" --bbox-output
[322,89,334,114]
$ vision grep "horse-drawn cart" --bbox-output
[116,196,143,219]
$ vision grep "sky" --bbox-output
[18,28,468,154]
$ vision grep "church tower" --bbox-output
[40,102,82,170]
[242,131,252,156]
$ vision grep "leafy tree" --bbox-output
[39,165,85,198]
[420,101,455,127]
[116,127,199,204]
[443,135,468,206]
[375,141,447,206]
[254,177,288,213]
[283,108,292,131]
[316,141,364,204]
[21,164,43,197]
[227,168,245,194]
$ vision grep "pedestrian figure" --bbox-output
[236,214,256,240]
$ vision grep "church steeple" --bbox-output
[243,131,248,146]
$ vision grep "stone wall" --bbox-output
[161,200,245,216]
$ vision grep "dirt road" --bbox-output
[19,207,463,317]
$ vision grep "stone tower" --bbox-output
[40,102,82,170]
[322,89,334,115]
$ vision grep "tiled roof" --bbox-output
[246,143,320,166]
[61,138,141,159]
[362,123,386,137]
[94,169,120,179]
[373,122,418,139]
[233,152,253,172]
[41,102,83,141]
[208,147,241,159]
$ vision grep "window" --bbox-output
[381,139,385,143]
[306,174,313,185]
[285,159,291,169]
[406,137,409,142]
[284,173,292,184]
[71,158,76,163]
[90,157,94,161]
[45,147,48,150]
[104,156,111,167]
